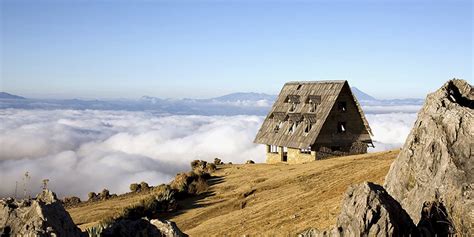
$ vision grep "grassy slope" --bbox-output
[68,150,398,236]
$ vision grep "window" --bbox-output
[306,95,320,112]
[337,122,347,133]
[304,123,312,135]
[300,146,311,154]
[338,102,347,112]
[270,145,278,153]
[288,122,298,134]
[289,103,296,112]
[309,101,317,112]
[274,121,283,133]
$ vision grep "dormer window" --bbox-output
[309,100,317,112]
[288,122,298,135]
[306,95,321,112]
[304,123,312,135]
[289,103,296,112]
[338,102,347,112]
[274,121,283,133]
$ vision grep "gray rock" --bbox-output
[150,219,188,237]
[300,182,415,237]
[384,79,473,235]
[101,218,187,237]
[0,189,83,237]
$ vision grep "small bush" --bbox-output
[140,181,150,191]
[63,196,81,206]
[190,160,200,169]
[169,170,209,197]
[129,183,140,193]
[120,188,177,220]
[86,223,109,237]
[188,176,208,195]
[207,163,217,173]
[214,157,223,165]
[88,192,98,201]
[170,173,190,193]
[100,189,110,200]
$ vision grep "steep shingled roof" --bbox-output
[254,80,372,149]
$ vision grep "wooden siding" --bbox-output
[254,80,372,149]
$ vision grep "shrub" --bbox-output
[169,171,209,197]
[100,189,110,200]
[120,188,177,220]
[188,176,208,195]
[86,223,109,237]
[170,173,189,193]
[140,181,150,191]
[129,183,140,193]
[88,192,98,201]
[191,160,208,171]
[213,157,223,165]
[190,160,200,169]
[207,163,217,173]
[63,196,81,206]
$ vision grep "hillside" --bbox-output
[68,150,398,236]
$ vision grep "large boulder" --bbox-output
[384,79,473,235]
[300,182,415,237]
[0,189,83,237]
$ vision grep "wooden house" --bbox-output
[254,80,373,164]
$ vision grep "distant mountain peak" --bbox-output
[0,92,26,100]
[351,87,377,101]
[211,92,276,101]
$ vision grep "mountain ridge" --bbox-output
[0,92,26,99]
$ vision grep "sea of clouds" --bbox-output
[0,103,420,199]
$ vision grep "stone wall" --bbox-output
[265,145,316,164]
[287,148,317,164]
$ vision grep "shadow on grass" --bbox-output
[159,175,226,219]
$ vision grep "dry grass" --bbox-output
[68,150,398,235]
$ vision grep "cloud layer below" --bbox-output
[0,108,418,199]
[0,109,265,199]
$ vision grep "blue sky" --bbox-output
[1,0,472,99]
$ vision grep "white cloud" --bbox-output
[0,106,419,199]
[362,105,422,114]
[0,109,265,199]
[365,113,418,152]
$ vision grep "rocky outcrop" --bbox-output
[0,189,83,237]
[384,79,473,235]
[300,182,415,237]
[101,218,187,237]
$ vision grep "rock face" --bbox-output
[0,189,83,237]
[384,79,473,235]
[299,182,415,237]
[102,218,187,237]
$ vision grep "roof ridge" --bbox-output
[285,80,346,84]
